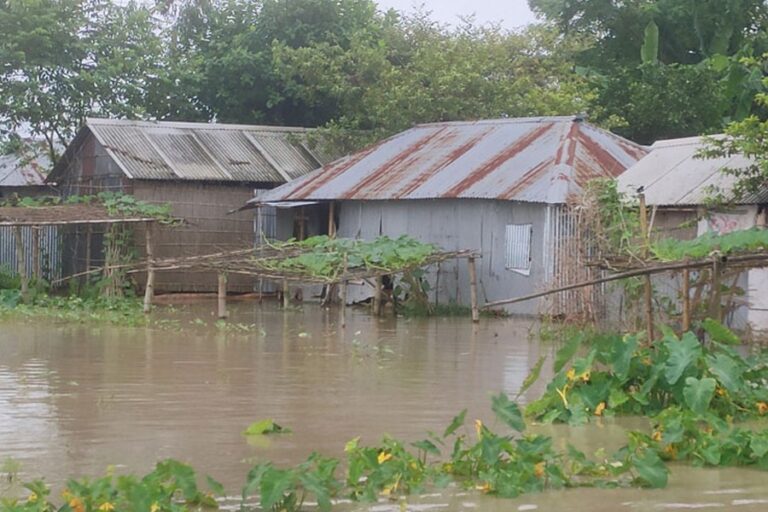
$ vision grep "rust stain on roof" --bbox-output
[253,117,649,206]
[442,123,555,198]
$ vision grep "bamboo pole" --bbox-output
[682,265,691,333]
[340,280,348,328]
[143,222,155,314]
[482,254,768,309]
[31,227,41,282]
[217,272,228,319]
[13,226,28,301]
[373,275,383,316]
[282,279,289,308]
[468,256,479,323]
[639,193,654,342]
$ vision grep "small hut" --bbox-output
[248,116,648,315]
[47,118,334,293]
[0,145,53,279]
[617,135,768,331]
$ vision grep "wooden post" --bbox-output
[31,227,41,282]
[468,256,479,323]
[639,193,654,343]
[13,226,28,301]
[143,222,155,314]
[340,280,348,328]
[85,223,92,281]
[372,275,383,316]
[282,279,289,308]
[217,272,228,319]
[298,207,305,241]
[328,202,336,238]
[682,265,691,333]
[711,257,722,322]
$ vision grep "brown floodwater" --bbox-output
[1,301,768,511]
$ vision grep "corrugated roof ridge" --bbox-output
[85,117,312,133]
[415,115,577,128]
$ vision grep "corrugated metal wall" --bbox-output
[0,226,62,282]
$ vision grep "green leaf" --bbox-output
[702,318,741,345]
[411,439,441,456]
[640,20,659,64]
[491,392,526,432]
[205,475,225,495]
[610,334,638,382]
[663,332,702,385]
[243,419,291,436]
[259,468,294,510]
[706,353,742,393]
[516,355,546,398]
[631,448,668,488]
[443,409,467,438]
[554,333,583,373]
[683,377,717,415]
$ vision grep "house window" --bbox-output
[505,224,532,275]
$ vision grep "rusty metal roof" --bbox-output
[0,146,48,188]
[251,117,647,206]
[617,136,761,206]
[48,118,328,184]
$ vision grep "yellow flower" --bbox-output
[566,368,576,382]
[651,430,663,442]
[534,462,546,478]
[475,482,491,493]
[474,419,484,438]
[642,357,652,366]
[26,493,38,504]
[663,444,678,460]
[716,387,726,397]
[594,402,606,417]
[377,451,393,464]
[99,502,115,512]
[69,497,85,512]
[61,489,73,500]
[757,402,768,415]
[150,502,160,512]
[580,370,591,383]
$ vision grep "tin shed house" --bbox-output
[250,116,648,314]
[47,118,330,293]
[617,135,768,332]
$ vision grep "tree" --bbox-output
[0,0,169,162]
[272,14,593,148]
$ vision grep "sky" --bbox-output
[374,0,538,30]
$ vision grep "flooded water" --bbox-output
[1,301,768,510]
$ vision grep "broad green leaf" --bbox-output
[610,334,638,382]
[640,20,659,64]
[205,475,225,495]
[631,448,668,488]
[608,388,630,409]
[554,333,583,373]
[491,392,526,432]
[663,332,702,385]
[443,409,467,438]
[750,434,768,458]
[702,318,741,345]
[243,419,291,436]
[411,439,441,456]
[706,353,742,393]
[259,468,294,510]
[516,355,546,398]
[683,377,717,415]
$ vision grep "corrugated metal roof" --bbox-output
[48,118,327,183]
[0,146,48,187]
[251,117,648,205]
[617,136,759,206]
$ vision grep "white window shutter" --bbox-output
[505,224,532,275]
